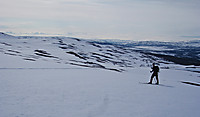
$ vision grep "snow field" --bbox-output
[0,66,199,117]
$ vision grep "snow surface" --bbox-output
[0,33,200,117]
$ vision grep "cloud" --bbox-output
[0,0,200,41]
[0,25,9,29]
[181,36,200,38]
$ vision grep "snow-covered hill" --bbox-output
[0,32,200,117]
[0,32,169,72]
[92,39,200,66]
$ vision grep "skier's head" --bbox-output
[153,63,155,66]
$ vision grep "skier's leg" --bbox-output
[156,73,159,84]
[149,74,154,84]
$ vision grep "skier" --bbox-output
[148,63,159,85]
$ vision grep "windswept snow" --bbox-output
[0,33,200,117]
[0,64,199,117]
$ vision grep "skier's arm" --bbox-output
[150,67,153,73]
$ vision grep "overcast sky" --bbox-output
[0,0,200,41]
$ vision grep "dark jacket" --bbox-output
[152,66,159,73]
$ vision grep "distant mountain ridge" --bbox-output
[90,39,200,66]
[0,32,15,38]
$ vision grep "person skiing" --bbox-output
[148,63,159,84]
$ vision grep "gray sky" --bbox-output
[0,0,200,41]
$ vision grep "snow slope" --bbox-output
[0,33,200,117]
[0,33,166,72]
